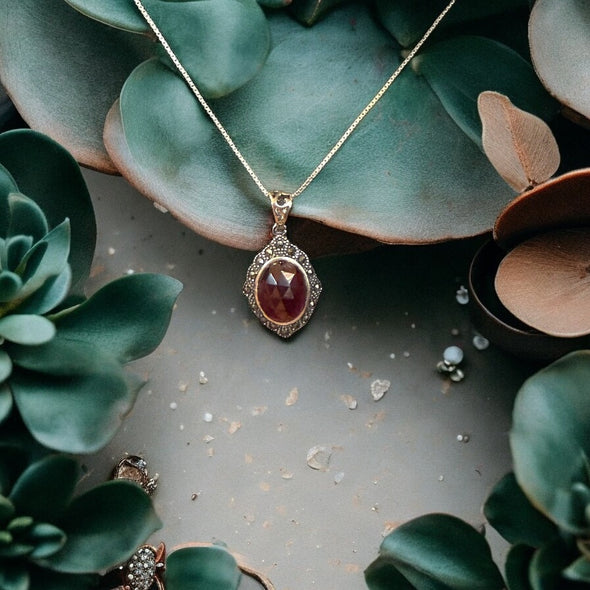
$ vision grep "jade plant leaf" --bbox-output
[53,273,183,363]
[0,315,56,346]
[484,472,558,548]
[28,568,99,590]
[9,351,141,453]
[9,455,79,523]
[0,352,13,386]
[365,513,504,589]
[0,444,28,497]
[529,537,580,590]
[45,480,162,573]
[375,0,529,47]
[166,545,242,590]
[106,4,520,251]
[529,0,590,121]
[63,0,150,33]
[0,130,95,296]
[0,563,28,590]
[510,350,590,535]
[289,0,349,25]
[504,544,535,590]
[564,555,590,583]
[7,194,49,243]
[0,0,153,172]
[412,36,558,146]
[27,524,67,560]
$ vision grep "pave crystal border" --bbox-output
[243,235,322,338]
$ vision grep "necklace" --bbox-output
[133,0,456,337]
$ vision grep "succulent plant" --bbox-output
[364,350,590,589]
[0,0,558,253]
[0,129,182,454]
[0,447,161,590]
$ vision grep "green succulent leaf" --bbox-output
[0,494,15,523]
[505,544,534,590]
[14,265,72,316]
[412,36,558,146]
[529,537,580,590]
[364,557,415,589]
[375,0,528,47]
[0,444,28,497]
[484,472,558,548]
[510,350,590,535]
[0,272,23,303]
[7,515,33,533]
[64,0,150,33]
[0,315,56,345]
[289,0,349,25]
[0,352,13,387]
[166,545,242,590]
[0,163,19,235]
[45,480,162,573]
[54,273,182,364]
[7,194,48,243]
[9,455,79,523]
[0,563,28,590]
[564,555,590,583]
[10,353,142,453]
[5,236,33,274]
[28,567,99,590]
[28,523,67,559]
[257,0,290,7]
[529,0,590,121]
[367,513,504,589]
[109,5,515,250]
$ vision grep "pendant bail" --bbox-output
[270,191,293,236]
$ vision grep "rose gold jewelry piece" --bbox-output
[112,456,158,495]
[132,0,457,336]
[109,543,166,590]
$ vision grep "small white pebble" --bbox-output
[211,310,217,315]
[199,371,208,385]
[179,424,185,431]
[203,435,215,444]
[389,353,396,359]
[370,379,390,402]
[169,402,178,410]
[438,475,445,482]
[451,328,460,337]
[457,433,470,443]
[203,412,213,423]
[107,247,116,255]
[443,346,464,365]
[410,323,416,329]
[178,381,188,392]
[333,472,345,485]
[153,202,169,213]
[472,334,490,351]
[456,285,469,305]
[230,307,236,313]
[403,351,410,358]
[126,269,135,275]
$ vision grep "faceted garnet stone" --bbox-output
[256,258,309,324]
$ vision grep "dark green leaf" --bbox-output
[529,537,578,590]
[110,5,515,250]
[6,236,33,274]
[0,444,28,497]
[28,523,67,559]
[364,556,415,590]
[375,513,504,589]
[0,315,56,345]
[0,271,23,302]
[0,163,18,237]
[484,473,558,547]
[0,352,13,386]
[0,494,15,523]
[289,0,349,25]
[145,0,270,98]
[10,358,140,453]
[7,515,33,533]
[54,273,182,363]
[28,567,99,590]
[46,480,161,573]
[14,265,71,315]
[0,562,28,590]
[7,193,48,242]
[510,351,590,535]
[64,0,150,33]
[166,545,242,590]
[564,555,590,583]
[505,544,534,590]
[9,455,79,523]
[413,36,558,146]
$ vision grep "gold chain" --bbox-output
[133,0,456,201]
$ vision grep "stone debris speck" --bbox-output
[285,387,299,406]
[472,334,490,350]
[306,445,332,471]
[203,412,213,423]
[199,371,208,384]
[370,379,390,402]
[456,285,469,305]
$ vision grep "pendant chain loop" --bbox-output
[133,0,456,202]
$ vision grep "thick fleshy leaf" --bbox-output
[289,0,349,25]
[28,567,99,590]
[0,315,56,345]
[564,555,590,583]
[505,544,535,590]
[0,444,28,497]
[529,537,579,590]
[54,273,182,363]
[9,455,79,523]
[10,355,141,453]
[0,563,28,590]
[413,36,558,146]
[0,4,152,172]
[7,193,49,243]
[371,513,504,589]
[0,163,18,236]
[166,545,242,590]
[6,236,34,274]
[484,473,558,548]
[478,91,560,192]
[28,523,67,559]
[529,0,590,121]
[364,557,415,590]
[107,5,516,250]
[64,0,150,33]
[375,0,528,47]
[0,272,22,302]
[15,265,72,316]
[0,493,15,522]
[0,351,13,385]
[510,351,590,535]
[46,480,162,573]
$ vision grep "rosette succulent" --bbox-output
[0,129,181,453]
[364,351,590,589]
[0,446,161,590]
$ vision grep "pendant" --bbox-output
[243,192,322,338]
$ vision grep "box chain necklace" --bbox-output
[133,0,457,337]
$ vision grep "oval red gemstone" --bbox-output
[256,258,309,324]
